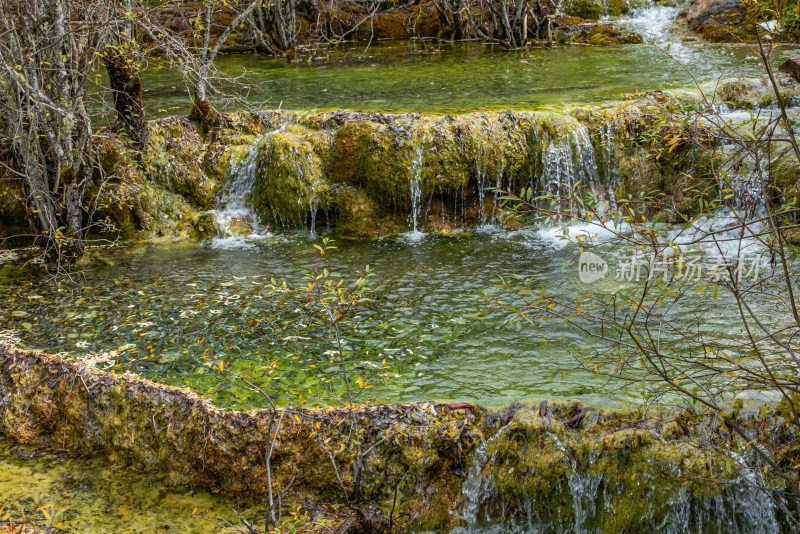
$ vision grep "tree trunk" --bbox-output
[104,49,147,150]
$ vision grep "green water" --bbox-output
[0,225,785,410]
[141,40,798,116]
[0,437,246,533]
[133,3,800,117]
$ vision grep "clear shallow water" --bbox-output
[0,223,786,409]
[0,437,244,534]
[134,6,800,117]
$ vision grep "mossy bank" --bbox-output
[0,345,795,532]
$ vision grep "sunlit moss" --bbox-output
[253,127,331,225]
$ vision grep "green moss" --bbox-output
[138,180,199,238]
[192,212,218,240]
[568,23,644,45]
[481,406,738,532]
[333,186,398,239]
[331,120,413,212]
[563,0,648,20]
[563,0,604,20]
[253,127,330,226]
[146,118,221,208]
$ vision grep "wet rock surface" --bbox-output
[0,345,796,531]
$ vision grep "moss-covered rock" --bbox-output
[0,345,794,532]
[477,404,764,533]
[563,0,649,21]
[564,0,605,20]
[253,127,331,226]
[146,118,222,209]
[718,75,800,109]
[572,23,644,44]
[333,186,399,239]
[78,104,762,242]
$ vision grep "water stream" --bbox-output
[127,4,800,119]
[5,4,800,532]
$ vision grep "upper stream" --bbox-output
[136,5,800,117]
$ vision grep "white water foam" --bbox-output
[208,128,284,249]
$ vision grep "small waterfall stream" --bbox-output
[309,197,320,237]
[537,122,607,219]
[208,128,283,247]
[449,427,783,534]
[453,429,506,533]
[409,139,426,237]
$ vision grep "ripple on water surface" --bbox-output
[1,225,787,409]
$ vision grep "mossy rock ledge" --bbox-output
[0,345,792,532]
[5,99,800,245]
[77,107,727,242]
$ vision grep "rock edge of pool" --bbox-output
[0,344,793,533]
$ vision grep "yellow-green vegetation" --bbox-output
[146,118,223,208]
[0,345,792,532]
[63,102,800,242]
[571,24,644,45]
[563,0,650,20]
[0,345,487,532]
[0,436,245,534]
[253,127,331,224]
[333,186,399,239]
[483,403,752,533]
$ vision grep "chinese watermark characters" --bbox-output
[578,250,763,284]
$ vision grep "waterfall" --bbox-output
[409,140,426,236]
[475,135,505,227]
[568,472,602,534]
[209,128,282,247]
[454,430,505,533]
[452,430,782,533]
[596,120,619,216]
[490,170,504,225]
[617,1,678,45]
[309,197,319,237]
[476,162,487,225]
[538,123,601,218]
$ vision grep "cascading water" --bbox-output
[453,430,505,534]
[616,0,678,46]
[209,128,283,247]
[409,139,426,238]
[476,162,487,225]
[597,120,619,215]
[538,123,602,217]
[490,170,505,225]
[449,428,783,534]
[309,197,320,237]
